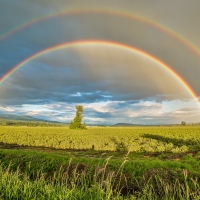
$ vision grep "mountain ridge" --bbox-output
[0,114,59,123]
[112,123,142,126]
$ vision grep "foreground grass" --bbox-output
[0,162,200,199]
[0,165,121,200]
[0,149,200,199]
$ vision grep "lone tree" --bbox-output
[181,121,186,126]
[69,105,87,129]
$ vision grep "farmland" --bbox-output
[0,126,200,153]
[0,126,200,199]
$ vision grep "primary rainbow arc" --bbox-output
[0,40,199,107]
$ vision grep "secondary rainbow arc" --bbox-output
[0,9,200,57]
[0,40,199,107]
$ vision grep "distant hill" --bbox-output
[112,123,142,127]
[0,114,59,123]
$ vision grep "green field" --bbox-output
[0,126,200,199]
[0,126,200,152]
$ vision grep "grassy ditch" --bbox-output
[0,149,200,199]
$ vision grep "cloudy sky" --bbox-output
[0,0,200,125]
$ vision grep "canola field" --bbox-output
[0,126,200,153]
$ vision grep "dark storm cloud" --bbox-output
[0,39,195,108]
[0,44,192,106]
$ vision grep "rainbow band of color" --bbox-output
[0,9,200,57]
[0,40,199,107]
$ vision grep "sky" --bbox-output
[0,0,200,125]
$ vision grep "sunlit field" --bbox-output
[0,126,200,152]
[0,126,200,199]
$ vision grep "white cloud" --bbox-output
[0,99,200,124]
[0,106,15,112]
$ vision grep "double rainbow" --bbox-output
[0,9,199,105]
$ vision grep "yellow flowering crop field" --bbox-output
[0,126,199,153]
